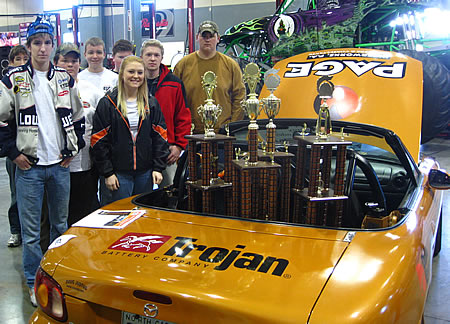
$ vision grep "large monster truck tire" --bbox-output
[400,50,450,144]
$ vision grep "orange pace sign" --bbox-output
[260,48,423,161]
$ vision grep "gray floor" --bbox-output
[0,138,448,324]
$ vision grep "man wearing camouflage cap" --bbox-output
[174,20,245,134]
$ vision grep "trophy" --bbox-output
[241,63,262,164]
[230,63,282,221]
[197,71,222,137]
[241,63,262,128]
[315,76,334,139]
[261,69,281,152]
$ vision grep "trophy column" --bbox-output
[292,136,351,226]
[231,63,281,220]
[258,148,294,222]
[187,138,197,211]
[258,68,292,221]
[232,159,280,219]
[185,70,235,214]
[291,76,352,226]
[186,134,235,214]
[223,137,234,215]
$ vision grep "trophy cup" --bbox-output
[261,69,281,153]
[241,63,262,164]
[197,71,222,137]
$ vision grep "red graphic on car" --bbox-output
[108,233,171,253]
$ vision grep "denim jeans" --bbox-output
[16,164,70,287]
[111,170,153,202]
[6,158,20,235]
[99,175,113,207]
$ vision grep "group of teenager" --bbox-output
[0,17,246,306]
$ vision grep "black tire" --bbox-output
[433,211,442,257]
[400,50,450,144]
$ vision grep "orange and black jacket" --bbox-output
[90,88,169,178]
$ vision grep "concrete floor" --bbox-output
[0,138,448,324]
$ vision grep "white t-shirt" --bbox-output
[33,70,64,165]
[78,68,118,94]
[127,99,139,139]
[69,79,104,172]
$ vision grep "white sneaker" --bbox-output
[7,234,21,247]
[29,287,37,307]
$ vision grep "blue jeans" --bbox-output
[6,158,20,235]
[99,175,113,207]
[110,170,153,202]
[16,164,70,287]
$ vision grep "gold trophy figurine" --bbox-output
[261,69,281,153]
[315,76,334,139]
[241,63,262,130]
[197,71,223,137]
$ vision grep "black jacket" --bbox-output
[90,88,169,177]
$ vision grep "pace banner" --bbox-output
[142,9,175,38]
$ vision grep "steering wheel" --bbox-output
[344,150,387,226]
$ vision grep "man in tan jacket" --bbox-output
[174,20,246,134]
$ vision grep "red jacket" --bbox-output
[149,64,191,149]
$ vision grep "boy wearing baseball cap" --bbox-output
[174,20,245,134]
[0,17,85,307]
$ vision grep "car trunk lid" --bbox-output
[45,206,351,323]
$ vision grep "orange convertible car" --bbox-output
[30,49,448,324]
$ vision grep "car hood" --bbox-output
[260,48,423,162]
[42,200,351,322]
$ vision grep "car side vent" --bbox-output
[133,290,172,304]
[392,171,408,189]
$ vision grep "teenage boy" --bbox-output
[112,39,134,73]
[4,45,29,247]
[79,37,118,206]
[79,36,118,94]
[0,17,85,306]
[174,20,245,134]
[54,43,104,225]
[8,45,29,67]
[141,39,191,187]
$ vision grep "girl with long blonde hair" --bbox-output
[91,55,169,202]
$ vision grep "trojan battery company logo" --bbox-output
[108,233,171,253]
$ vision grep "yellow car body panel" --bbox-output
[260,49,423,162]
[35,199,350,323]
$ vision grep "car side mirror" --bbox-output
[428,169,450,190]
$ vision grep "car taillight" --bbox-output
[34,267,68,322]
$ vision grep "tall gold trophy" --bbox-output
[186,71,235,215]
[241,63,262,164]
[261,69,281,153]
[231,63,281,221]
[197,71,222,137]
